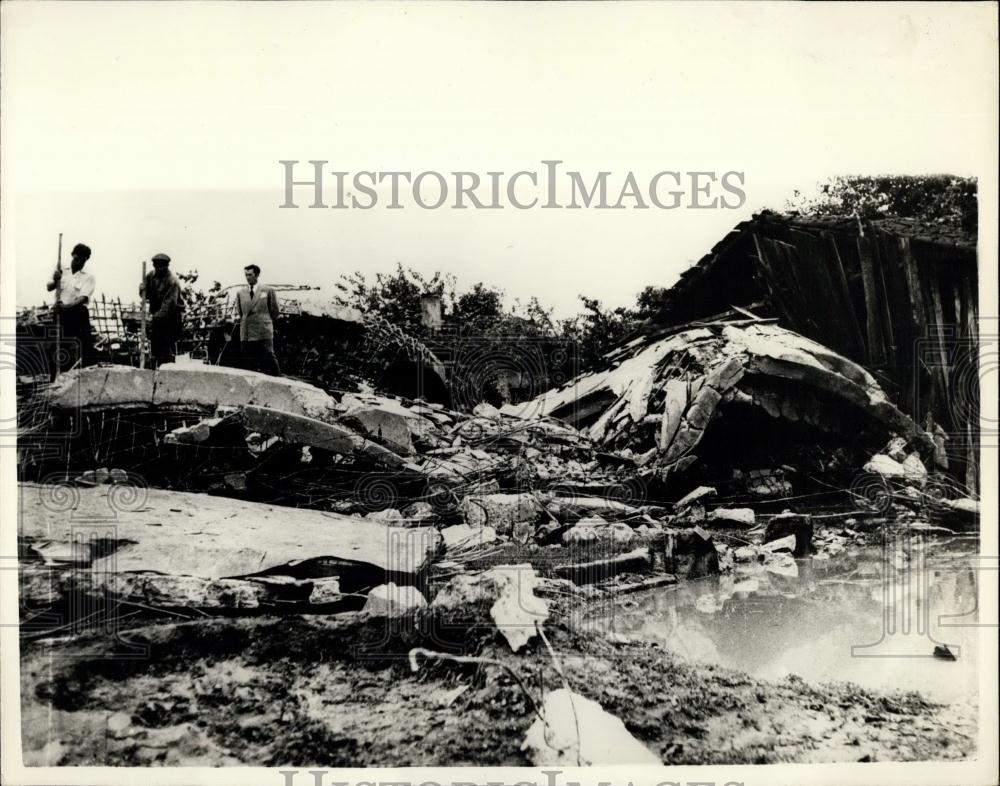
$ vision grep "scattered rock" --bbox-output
[460,493,541,536]
[707,507,755,527]
[106,712,133,738]
[308,576,342,604]
[676,485,717,509]
[440,524,497,549]
[553,547,652,584]
[363,583,427,617]
[764,511,813,557]
[522,688,661,765]
[432,564,549,652]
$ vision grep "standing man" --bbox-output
[141,253,185,367]
[47,243,95,375]
[236,264,281,375]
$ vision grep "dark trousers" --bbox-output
[149,315,182,368]
[243,338,280,376]
[52,304,93,378]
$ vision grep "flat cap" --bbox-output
[151,253,171,264]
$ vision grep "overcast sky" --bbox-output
[2,2,997,318]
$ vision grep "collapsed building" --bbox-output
[632,212,980,491]
[510,320,937,502]
[14,211,982,767]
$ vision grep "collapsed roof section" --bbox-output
[630,211,978,490]
[514,321,932,487]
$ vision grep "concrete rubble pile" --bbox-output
[18,317,978,628]
[509,321,978,509]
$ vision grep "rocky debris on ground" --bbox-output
[431,564,549,652]
[18,342,978,643]
[18,482,439,609]
[764,511,814,557]
[363,583,428,617]
[29,364,648,516]
[707,507,755,527]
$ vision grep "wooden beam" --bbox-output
[857,235,887,366]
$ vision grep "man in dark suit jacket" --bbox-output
[235,264,281,375]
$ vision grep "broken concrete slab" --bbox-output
[103,573,270,608]
[308,577,343,604]
[520,322,929,482]
[553,547,652,584]
[676,485,717,508]
[562,518,636,545]
[46,365,338,422]
[339,403,423,455]
[761,534,796,554]
[363,583,427,617]
[551,495,642,521]
[460,493,542,536]
[164,417,225,445]
[18,482,441,583]
[864,453,927,484]
[707,507,755,527]
[440,524,497,549]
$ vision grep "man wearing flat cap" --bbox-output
[235,264,281,375]
[141,253,186,367]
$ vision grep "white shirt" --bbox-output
[55,269,96,305]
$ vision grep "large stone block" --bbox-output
[460,493,542,536]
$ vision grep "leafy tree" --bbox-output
[560,296,638,368]
[635,285,671,320]
[785,175,977,233]
[452,283,505,332]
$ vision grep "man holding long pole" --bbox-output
[46,241,95,377]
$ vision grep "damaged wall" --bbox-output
[639,213,979,491]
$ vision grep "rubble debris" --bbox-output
[553,547,652,585]
[864,452,928,485]
[676,485,717,508]
[562,517,636,544]
[431,564,549,652]
[672,526,720,578]
[460,493,542,536]
[440,524,498,549]
[308,577,343,604]
[763,512,814,557]
[19,482,440,595]
[516,322,933,493]
[105,573,270,608]
[521,688,661,765]
[363,583,428,617]
[76,467,130,485]
[707,507,755,527]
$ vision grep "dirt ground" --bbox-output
[20,609,977,767]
